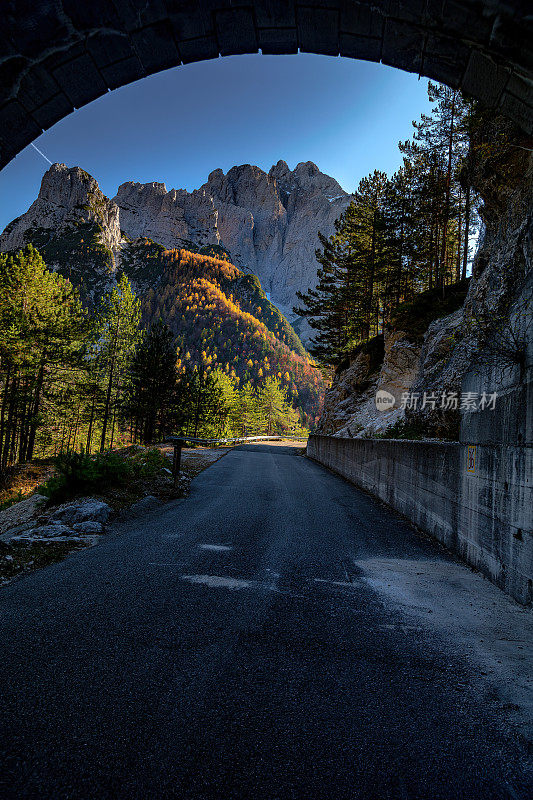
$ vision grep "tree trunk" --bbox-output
[0,364,12,466]
[366,206,377,340]
[439,91,457,294]
[455,191,463,282]
[2,376,18,469]
[109,402,117,450]
[26,363,45,460]
[462,182,471,280]
[86,387,97,454]
[100,357,115,452]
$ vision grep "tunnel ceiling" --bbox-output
[1,1,532,169]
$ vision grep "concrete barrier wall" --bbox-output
[307,436,533,605]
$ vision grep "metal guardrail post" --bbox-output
[172,440,183,487]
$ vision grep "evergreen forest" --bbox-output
[295,84,482,363]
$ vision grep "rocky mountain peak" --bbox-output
[113,180,219,250]
[295,160,320,175]
[1,159,354,341]
[39,162,96,201]
[0,163,121,253]
[271,159,290,175]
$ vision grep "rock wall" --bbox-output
[460,270,533,446]
[307,435,533,605]
[113,159,352,323]
[318,331,422,436]
[114,181,220,251]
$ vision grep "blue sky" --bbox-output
[0,54,432,232]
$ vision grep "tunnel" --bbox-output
[0,1,532,170]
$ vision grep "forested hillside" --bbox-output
[0,242,323,472]
[296,83,481,365]
[140,247,322,421]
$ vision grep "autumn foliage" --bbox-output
[142,248,325,427]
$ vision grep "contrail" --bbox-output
[30,142,53,165]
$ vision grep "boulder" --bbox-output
[27,522,72,538]
[72,521,103,535]
[50,499,111,526]
[0,493,48,536]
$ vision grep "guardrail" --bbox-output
[164,434,308,484]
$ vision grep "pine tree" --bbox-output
[294,231,348,364]
[211,368,240,437]
[257,377,293,435]
[0,245,89,468]
[295,171,390,362]
[127,319,177,443]
[238,382,263,436]
[95,273,141,451]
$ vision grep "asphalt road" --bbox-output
[0,443,530,799]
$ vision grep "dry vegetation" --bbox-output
[0,444,230,586]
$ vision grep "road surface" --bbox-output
[0,442,531,799]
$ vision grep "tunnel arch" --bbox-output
[1,1,531,169]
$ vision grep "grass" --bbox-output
[0,459,55,509]
[0,490,25,512]
[39,447,171,504]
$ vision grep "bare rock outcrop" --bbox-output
[114,181,220,250]
[0,163,121,254]
[114,160,353,324]
[318,331,421,437]
[0,493,48,539]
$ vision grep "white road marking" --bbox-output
[314,578,355,588]
[198,544,233,552]
[181,574,266,590]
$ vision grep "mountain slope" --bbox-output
[115,159,353,319]
[0,164,326,425]
[141,247,324,424]
[2,160,353,335]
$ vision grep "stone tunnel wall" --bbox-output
[1,1,532,168]
[307,435,533,605]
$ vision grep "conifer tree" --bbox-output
[238,382,263,436]
[127,319,177,443]
[0,245,89,468]
[257,377,293,436]
[95,273,141,451]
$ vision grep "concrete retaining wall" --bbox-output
[307,436,533,605]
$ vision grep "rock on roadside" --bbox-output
[0,493,48,536]
[49,499,111,527]
[72,521,104,535]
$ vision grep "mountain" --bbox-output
[114,160,353,326]
[0,164,326,425]
[141,247,324,425]
[0,164,120,303]
[1,160,353,339]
